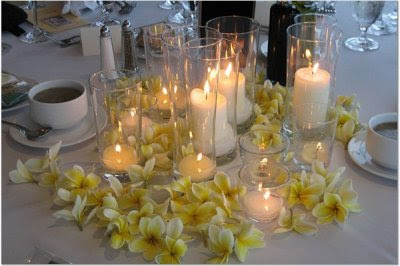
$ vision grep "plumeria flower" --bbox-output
[288,171,325,210]
[273,207,317,236]
[207,225,235,264]
[38,161,60,187]
[336,179,362,213]
[154,176,192,203]
[181,143,195,157]
[128,216,166,261]
[336,119,355,146]
[155,218,188,264]
[117,188,149,210]
[58,165,101,194]
[141,197,170,217]
[25,141,62,174]
[127,202,155,234]
[171,201,216,230]
[127,157,156,186]
[312,193,349,224]
[210,172,246,211]
[153,152,173,171]
[9,160,37,184]
[97,193,123,224]
[53,195,90,231]
[106,215,133,249]
[186,183,212,203]
[234,221,265,263]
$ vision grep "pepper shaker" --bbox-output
[121,20,139,72]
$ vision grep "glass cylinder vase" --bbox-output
[283,22,343,136]
[173,35,222,182]
[206,16,260,133]
[89,69,142,179]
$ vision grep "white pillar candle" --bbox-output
[236,72,253,125]
[301,141,330,165]
[293,63,331,123]
[120,111,152,135]
[243,190,282,221]
[178,153,216,182]
[215,93,236,157]
[103,143,137,171]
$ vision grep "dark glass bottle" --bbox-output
[266,2,299,86]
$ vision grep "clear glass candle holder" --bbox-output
[239,130,290,164]
[206,16,261,133]
[283,22,342,136]
[294,13,338,25]
[89,69,142,179]
[171,36,222,182]
[162,26,222,181]
[292,102,338,169]
[239,160,290,222]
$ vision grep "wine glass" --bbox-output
[344,1,385,52]
[367,2,397,36]
[159,0,175,10]
[91,1,120,27]
[168,1,198,26]
[20,1,47,43]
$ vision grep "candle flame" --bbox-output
[258,183,263,192]
[115,144,121,153]
[264,190,271,200]
[118,121,122,133]
[305,49,312,60]
[312,63,319,75]
[264,205,269,212]
[174,85,178,94]
[162,87,168,95]
[197,153,203,161]
[209,68,218,80]
[316,142,322,151]
[189,131,193,139]
[130,110,135,117]
[224,63,232,78]
[204,80,210,99]
[260,158,268,164]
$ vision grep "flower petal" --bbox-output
[129,237,149,252]
[214,172,231,193]
[234,240,248,263]
[107,176,123,197]
[167,217,183,239]
[53,209,74,221]
[219,229,234,253]
[139,217,151,236]
[148,216,165,238]
[110,232,125,249]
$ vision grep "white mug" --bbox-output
[365,112,398,170]
[28,80,88,129]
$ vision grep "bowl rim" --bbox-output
[368,112,398,144]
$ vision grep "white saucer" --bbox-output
[260,40,268,58]
[348,131,397,180]
[9,106,107,149]
[2,101,29,113]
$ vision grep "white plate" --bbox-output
[9,106,107,149]
[2,101,29,113]
[2,73,18,86]
[348,131,397,180]
[260,40,268,58]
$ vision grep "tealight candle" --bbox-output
[243,189,283,221]
[102,143,138,171]
[293,62,330,123]
[178,153,216,182]
[301,141,330,165]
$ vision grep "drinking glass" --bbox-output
[292,103,338,169]
[168,1,198,26]
[294,13,338,25]
[92,1,120,27]
[20,1,47,43]
[344,1,385,52]
[368,2,397,35]
[159,0,175,10]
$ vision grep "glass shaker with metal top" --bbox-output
[121,20,140,73]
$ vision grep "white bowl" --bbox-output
[28,80,88,129]
[365,112,398,170]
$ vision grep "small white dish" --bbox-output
[348,131,397,180]
[2,101,29,113]
[9,106,107,149]
[260,40,268,58]
[2,73,18,86]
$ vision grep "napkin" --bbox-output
[61,1,98,17]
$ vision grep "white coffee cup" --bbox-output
[365,112,398,170]
[28,80,88,129]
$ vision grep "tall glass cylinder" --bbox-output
[283,23,343,135]
[89,69,142,178]
[173,35,221,182]
[162,26,222,180]
[206,16,260,133]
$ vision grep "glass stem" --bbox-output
[32,1,40,32]
[358,26,368,44]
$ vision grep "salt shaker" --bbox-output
[99,25,116,71]
[121,20,140,72]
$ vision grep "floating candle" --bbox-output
[178,153,216,182]
[102,143,137,171]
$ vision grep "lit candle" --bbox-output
[243,185,282,222]
[102,143,138,171]
[120,110,152,135]
[301,141,329,165]
[293,52,331,123]
[215,92,236,157]
[178,153,216,182]
[218,63,252,125]
[155,87,170,111]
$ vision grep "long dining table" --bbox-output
[2,1,398,264]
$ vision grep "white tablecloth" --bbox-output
[2,1,398,264]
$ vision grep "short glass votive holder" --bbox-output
[239,130,290,164]
[89,69,142,179]
[292,102,338,169]
[238,160,290,222]
[294,13,338,25]
[283,22,342,136]
[206,16,261,133]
